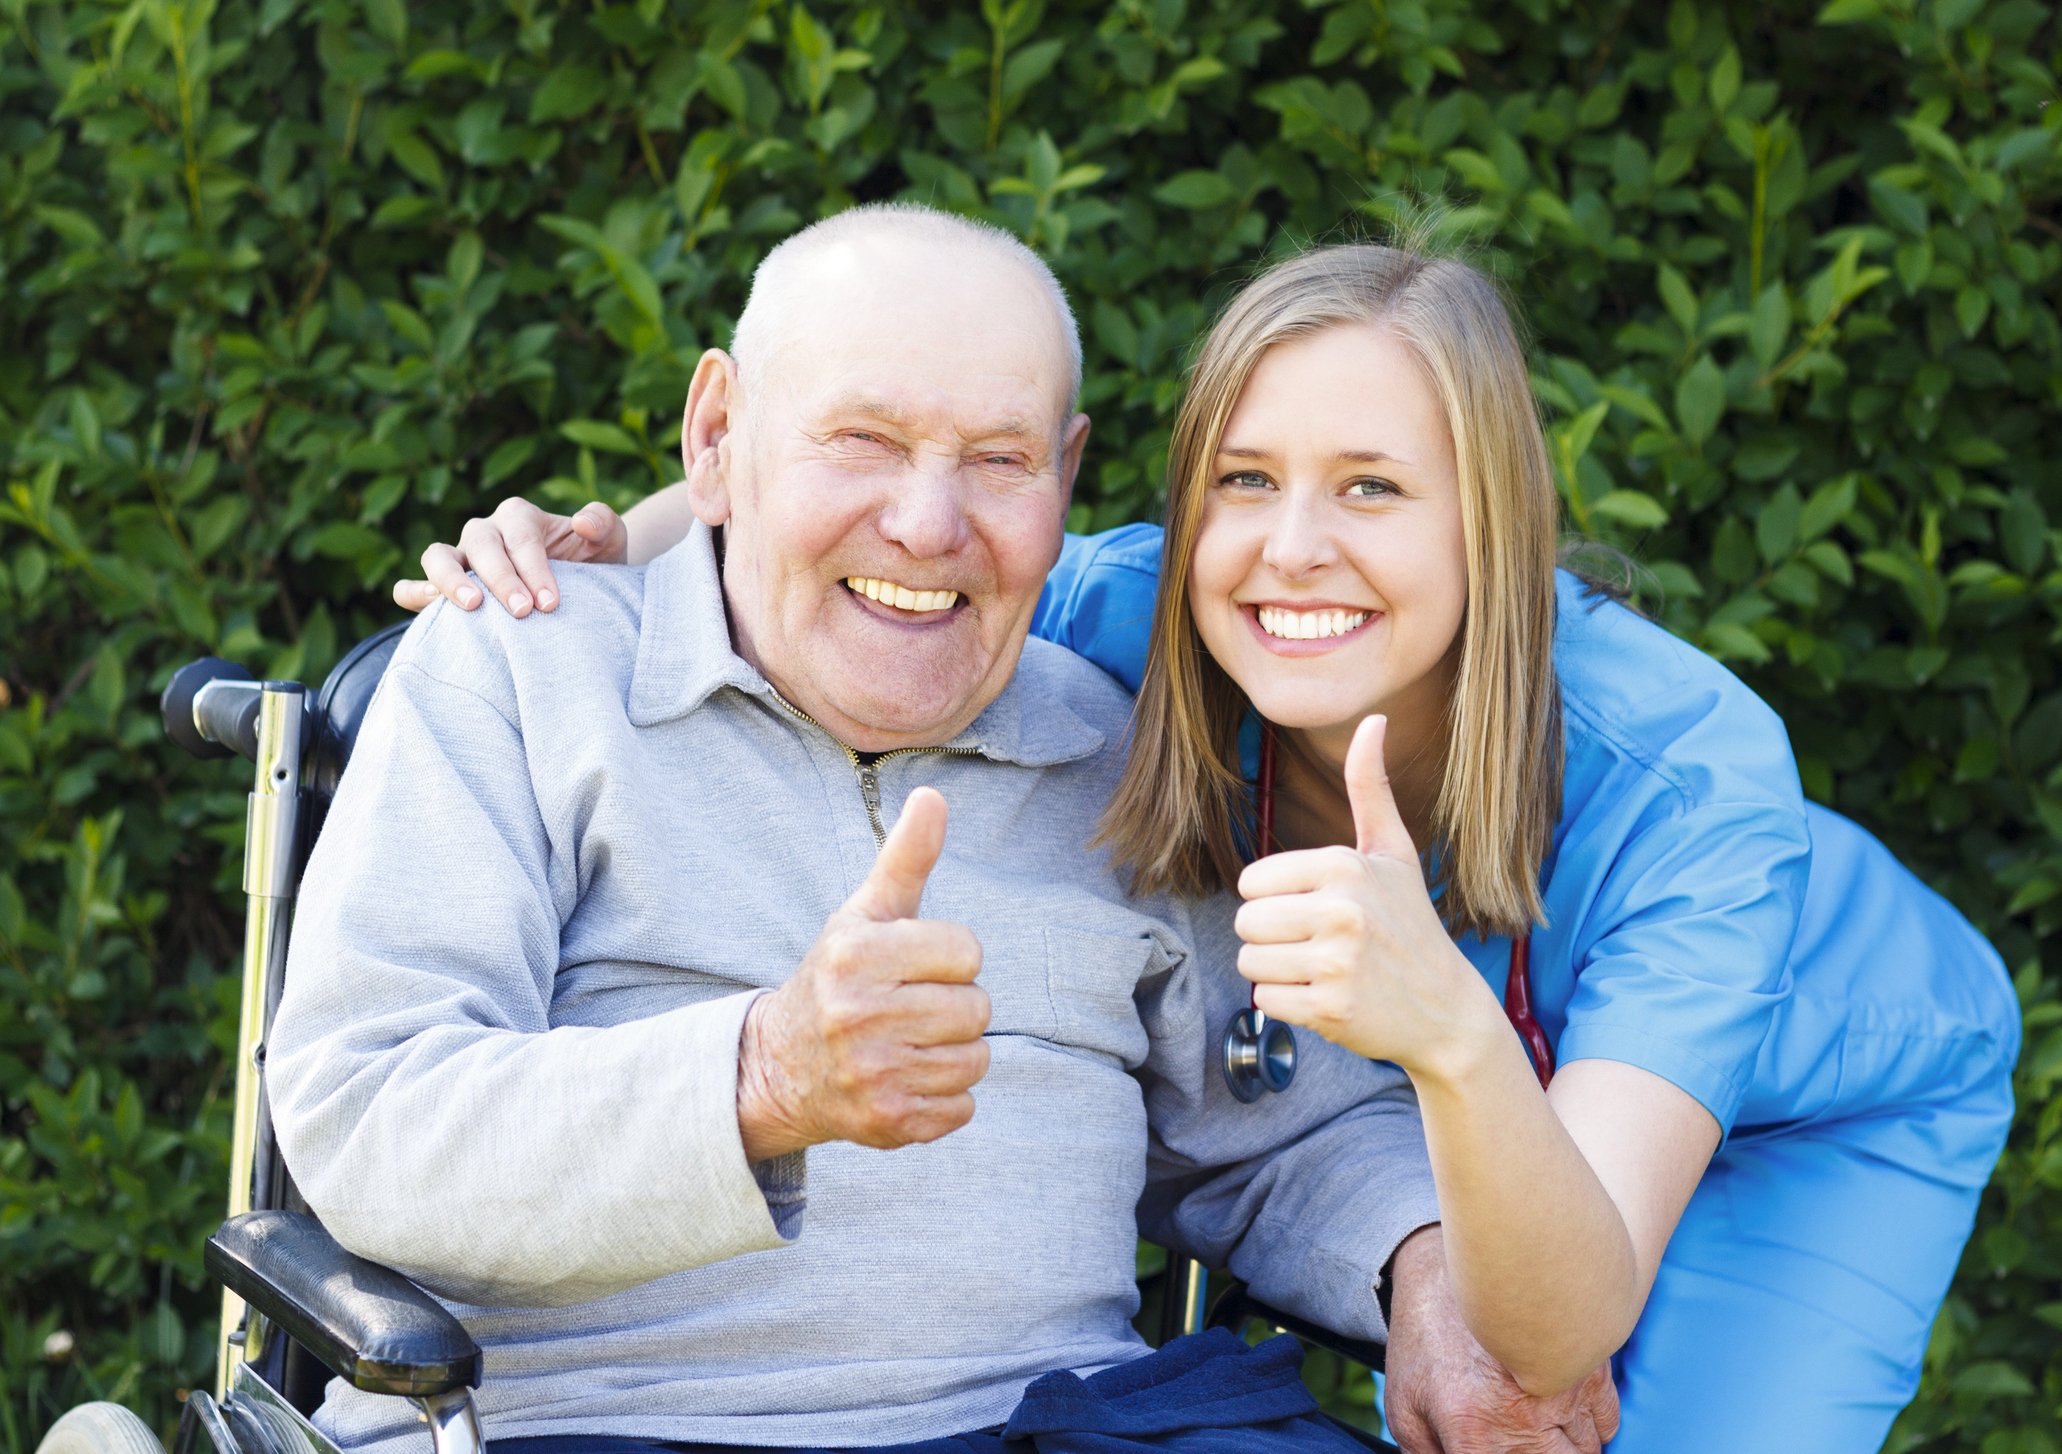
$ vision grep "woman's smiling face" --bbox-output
[1187,323,1469,759]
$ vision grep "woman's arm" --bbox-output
[1412,1020,1717,1393]
[392,480,699,615]
[1236,714,1720,1394]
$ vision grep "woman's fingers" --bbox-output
[459,514,541,616]
[419,542,482,610]
[1233,893,1321,945]
[571,501,630,562]
[1235,942,1319,984]
[1238,843,1362,899]
[392,578,439,613]
[489,498,567,610]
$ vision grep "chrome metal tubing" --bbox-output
[417,1390,485,1454]
[217,684,306,1398]
[1178,1257,1209,1339]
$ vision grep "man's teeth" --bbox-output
[846,577,961,613]
[1256,606,1370,641]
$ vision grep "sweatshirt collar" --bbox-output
[628,521,1104,769]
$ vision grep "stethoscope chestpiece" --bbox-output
[1221,1007,1297,1103]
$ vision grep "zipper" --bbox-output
[767,688,980,844]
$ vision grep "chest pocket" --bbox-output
[1044,926,1163,1068]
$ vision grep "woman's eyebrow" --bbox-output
[1217,442,1415,467]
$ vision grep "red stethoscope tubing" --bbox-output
[1256,725,1555,1089]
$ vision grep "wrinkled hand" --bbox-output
[1234,715,1486,1071]
[1384,1227,1620,1454]
[736,787,991,1161]
[392,496,629,616]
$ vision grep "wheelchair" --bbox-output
[36,626,1387,1454]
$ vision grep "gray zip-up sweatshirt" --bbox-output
[268,522,1438,1452]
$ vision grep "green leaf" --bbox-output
[447,231,483,294]
[1591,490,1670,529]
[1867,176,1928,236]
[560,420,643,455]
[1153,171,1236,209]
[1816,0,1881,20]
[531,63,611,124]
[1657,264,1699,337]
[1675,356,1726,446]
[481,436,538,489]
[1748,283,1788,369]
[1756,484,1802,563]
[1799,475,1858,542]
[1708,46,1741,113]
[364,0,406,47]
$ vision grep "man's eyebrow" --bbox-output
[819,394,922,430]
[963,416,1042,445]
[1217,443,1416,467]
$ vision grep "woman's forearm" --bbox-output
[1409,988,1644,1395]
[621,480,701,564]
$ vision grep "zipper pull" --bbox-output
[857,761,881,818]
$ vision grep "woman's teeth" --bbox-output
[1256,605,1370,641]
[846,577,960,613]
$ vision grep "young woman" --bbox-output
[398,243,2018,1453]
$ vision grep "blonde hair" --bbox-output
[1099,243,1561,940]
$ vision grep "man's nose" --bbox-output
[1260,490,1339,579]
[877,459,972,559]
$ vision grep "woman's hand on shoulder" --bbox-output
[1233,714,1503,1077]
[393,497,629,617]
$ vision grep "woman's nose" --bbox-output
[1260,493,1339,579]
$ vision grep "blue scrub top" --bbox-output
[1033,525,2018,1188]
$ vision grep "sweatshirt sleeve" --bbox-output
[1134,894,1438,1344]
[267,655,802,1309]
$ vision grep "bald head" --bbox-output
[729,203,1083,417]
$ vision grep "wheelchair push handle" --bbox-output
[162,657,296,763]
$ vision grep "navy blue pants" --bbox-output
[491,1330,1393,1453]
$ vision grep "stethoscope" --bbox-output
[1219,726,1556,1103]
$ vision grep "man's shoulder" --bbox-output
[391,564,650,719]
[1014,635,1136,738]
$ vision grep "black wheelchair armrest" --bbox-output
[1208,1285,1387,1374]
[206,1210,483,1398]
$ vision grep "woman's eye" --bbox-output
[1345,477,1399,498]
[1218,470,1273,490]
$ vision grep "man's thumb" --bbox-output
[1346,715,1418,861]
[846,785,947,921]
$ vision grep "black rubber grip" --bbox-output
[162,658,256,761]
[207,1210,482,1397]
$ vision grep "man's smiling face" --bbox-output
[686,234,1088,753]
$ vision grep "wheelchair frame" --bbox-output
[140,624,1380,1454]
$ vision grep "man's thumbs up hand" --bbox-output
[1232,716,1481,1072]
[844,786,947,922]
[738,787,992,1162]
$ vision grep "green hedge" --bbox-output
[3,0,2058,1447]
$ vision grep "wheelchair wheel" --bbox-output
[35,1404,163,1454]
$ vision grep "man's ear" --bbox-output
[681,348,739,526]
[1057,412,1092,504]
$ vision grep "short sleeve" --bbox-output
[1031,524,1163,692]
[1555,799,1812,1135]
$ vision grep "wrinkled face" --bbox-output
[1188,324,1468,758]
[694,242,1086,753]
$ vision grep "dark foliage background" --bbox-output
[2,0,2057,1447]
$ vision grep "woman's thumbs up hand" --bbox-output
[1233,716,1490,1075]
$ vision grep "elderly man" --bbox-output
[273,205,1607,1454]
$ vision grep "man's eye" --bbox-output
[981,454,1026,469]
